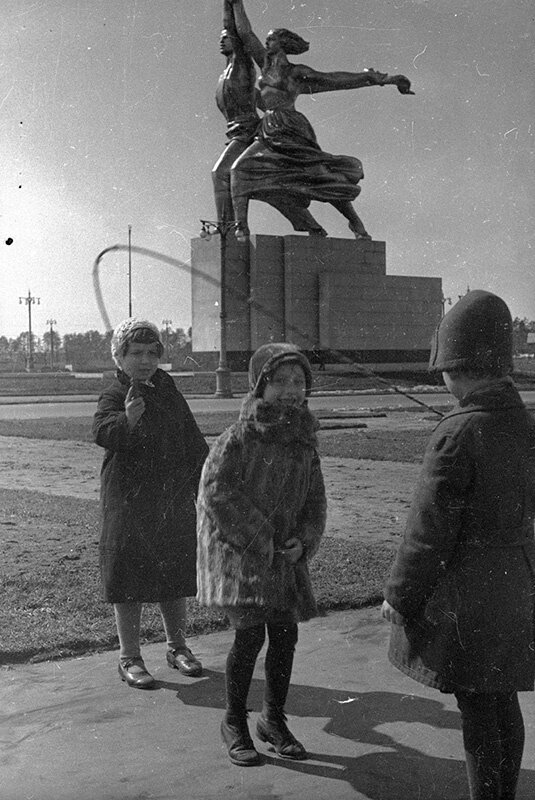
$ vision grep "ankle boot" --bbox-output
[221,715,261,766]
[256,713,307,760]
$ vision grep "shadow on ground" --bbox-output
[157,669,535,800]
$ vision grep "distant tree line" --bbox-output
[1,319,533,372]
[0,326,193,372]
[512,318,535,354]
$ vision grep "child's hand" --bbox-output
[125,384,146,429]
[381,599,405,625]
[280,537,303,564]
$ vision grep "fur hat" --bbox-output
[249,342,313,397]
[429,290,513,374]
[110,317,163,367]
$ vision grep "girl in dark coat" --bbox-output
[93,318,208,689]
[197,343,326,766]
[382,291,535,800]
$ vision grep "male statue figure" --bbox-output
[212,0,328,236]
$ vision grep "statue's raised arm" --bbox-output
[228,0,266,68]
[222,0,235,38]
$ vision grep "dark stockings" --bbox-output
[455,691,525,800]
[225,622,298,722]
[263,622,298,720]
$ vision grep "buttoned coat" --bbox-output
[93,368,208,602]
[196,397,326,618]
[385,379,535,692]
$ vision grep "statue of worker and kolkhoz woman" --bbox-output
[211,0,414,244]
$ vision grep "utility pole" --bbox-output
[128,224,133,316]
[162,319,172,363]
[46,319,57,367]
[199,220,234,398]
[19,289,40,371]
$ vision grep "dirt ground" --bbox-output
[0,412,432,548]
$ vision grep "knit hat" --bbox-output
[429,290,513,374]
[249,342,313,397]
[110,317,163,366]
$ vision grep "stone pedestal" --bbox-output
[191,234,442,370]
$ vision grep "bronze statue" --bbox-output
[228,0,414,242]
[213,0,327,235]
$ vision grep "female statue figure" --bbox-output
[228,0,414,242]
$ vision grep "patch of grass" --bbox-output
[0,412,240,442]
[0,487,393,665]
[0,414,430,462]
[318,428,430,463]
[312,538,394,609]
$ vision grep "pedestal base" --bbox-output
[191,234,442,370]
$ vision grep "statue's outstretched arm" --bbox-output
[228,0,266,68]
[297,65,414,95]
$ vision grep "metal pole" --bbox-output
[19,290,40,371]
[214,227,233,398]
[128,225,132,316]
[47,319,57,367]
[162,319,172,363]
[28,296,34,371]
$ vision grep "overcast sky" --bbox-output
[1,0,533,339]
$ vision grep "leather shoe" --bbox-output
[166,647,202,677]
[118,657,155,689]
[221,717,261,766]
[256,714,307,760]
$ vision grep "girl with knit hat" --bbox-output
[196,342,326,765]
[382,291,535,799]
[93,318,208,689]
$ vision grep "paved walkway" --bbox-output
[3,607,535,800]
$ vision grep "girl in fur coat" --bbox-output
[196,343,326,766]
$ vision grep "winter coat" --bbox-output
[93,368,208,603]
[196,397,326,618]
[385,378,535,693]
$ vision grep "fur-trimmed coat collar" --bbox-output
[238,396,319,447]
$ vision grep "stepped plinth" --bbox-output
[191,234,442,371]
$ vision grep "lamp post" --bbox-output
[46,319,57,367]
[200,219,234,398]
[162,318,172,364]
[19,289,40,371]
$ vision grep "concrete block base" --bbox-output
[191,234,442,369]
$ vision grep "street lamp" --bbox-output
[199,219,234,398]
[162,319,172,364]
[46,319,57,368]
[19,289,40,371]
